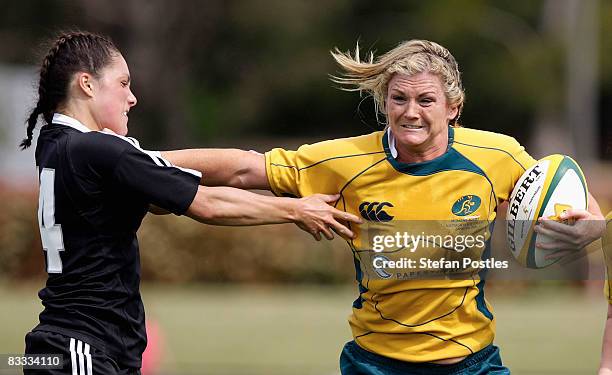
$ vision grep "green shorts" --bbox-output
[340,341,510,375]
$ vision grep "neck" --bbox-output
[58,102,100,132]
[395,130,448,163]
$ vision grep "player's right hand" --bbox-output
[293,194,362,241]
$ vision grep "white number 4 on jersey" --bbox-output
[38,168,65,273]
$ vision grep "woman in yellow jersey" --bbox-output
[164,40,606,374]
[599,211,612,375]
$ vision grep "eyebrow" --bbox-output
[389,88,438,96]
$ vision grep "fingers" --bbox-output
[533,223,576,244]
[560,209,591,221]
[537,217,577,237]
[536,214,605,250]
[328,220,355,240]
[296,222,322,241]
[297,221,343,241]
[330,207,362,225]
[535,239,575,251]
[303,220,354,241]
[317,193,341,204]
[305,193,362,224]
[295,194,363,241]
[320,226,335,240]
[326,207,360,239]
[312,202,361,239]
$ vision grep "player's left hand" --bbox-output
[534,209,605,260]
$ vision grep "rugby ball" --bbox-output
[506,154,588,268]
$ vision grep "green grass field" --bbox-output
[0,282,607,374]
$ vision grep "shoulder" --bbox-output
[67,131,144,158]
[66,131,149,173]
[452,126,534,169]
[68,130,133,151]
[293,131,386,158]
[267,131,387,172]
[452,127,523,152]
[451,127,538,197]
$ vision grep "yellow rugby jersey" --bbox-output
[265,126,536,362]
[603,212,612,304]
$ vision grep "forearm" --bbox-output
[162,149,269,189]
[186,185,296,225]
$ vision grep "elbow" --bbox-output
[229,150,267,189]
[234,171,262,190]
[227,170,249,189]
[227,160,259,189]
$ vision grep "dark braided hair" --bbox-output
[20,31,119,149]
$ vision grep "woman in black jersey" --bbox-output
[21,31,361,375]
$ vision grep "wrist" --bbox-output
[282,197,300,222]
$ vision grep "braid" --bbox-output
[20,31,118,149]
[19,102,42,149]
[20,38,62,149]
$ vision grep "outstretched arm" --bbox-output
[186,186,361,241]
[162,149,268,190]
[163,148,363,240]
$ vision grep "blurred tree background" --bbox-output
[0,0,610,282]
[2,0,610,151]
[1,5,610,374]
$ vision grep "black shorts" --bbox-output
[24,331,140,375]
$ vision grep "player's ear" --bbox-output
[447,105,458,122]
[76,72,95,98]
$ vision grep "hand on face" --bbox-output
[385,72,457,161]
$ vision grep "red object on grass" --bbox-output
[141,319,165,375]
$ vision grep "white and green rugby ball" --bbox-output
[506,154,588,269]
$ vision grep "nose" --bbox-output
[128,90,138,107]
[403,100,419,120]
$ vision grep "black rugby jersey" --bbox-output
[32,113,201,367]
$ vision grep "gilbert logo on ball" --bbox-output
[506,154,588,269]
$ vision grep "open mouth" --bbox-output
[400,124,424,130]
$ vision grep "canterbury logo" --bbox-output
[359,202,394,222]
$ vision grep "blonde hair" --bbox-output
[330,39,465,125]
